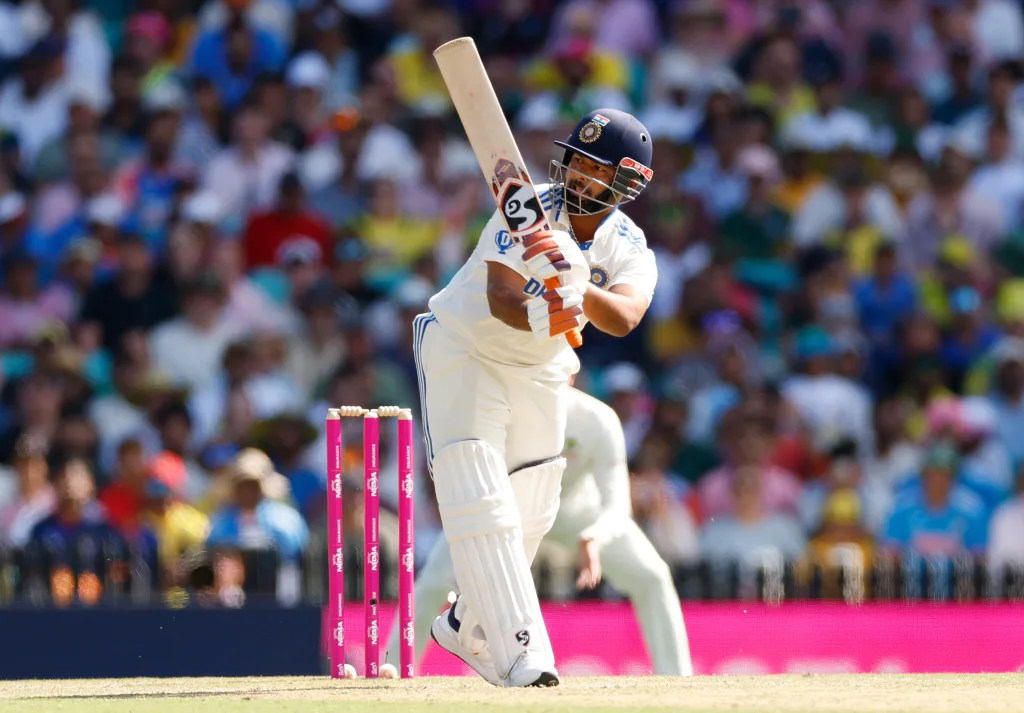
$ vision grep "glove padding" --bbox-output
[521,229,589,287]
[527,284,585,342]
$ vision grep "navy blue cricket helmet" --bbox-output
[549,108,654,215]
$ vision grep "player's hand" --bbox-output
[527,284,584,342]
[521,229,589,287]
[576,537,602,590]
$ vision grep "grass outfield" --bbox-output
[1,673,1022,713]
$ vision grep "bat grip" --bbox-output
[544,277,583,348]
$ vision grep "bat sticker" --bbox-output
[498,178,545,237]
[491,158,527,197]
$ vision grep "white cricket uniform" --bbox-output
[387,388,694,676]
[413,183,658,472]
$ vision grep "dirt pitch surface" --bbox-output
[1,673,1022,713]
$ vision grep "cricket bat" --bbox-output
[433,37,583,348]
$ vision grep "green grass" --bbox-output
[1,674,1022,713]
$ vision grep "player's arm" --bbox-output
[486,261,531,331]
[582,283,649,337]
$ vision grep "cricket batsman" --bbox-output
[411,108,656,687]
[386,386,694,677]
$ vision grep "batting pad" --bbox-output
[432,440,554,678]
[510,457,565,565]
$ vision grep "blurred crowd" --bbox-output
[1,0,1024,606]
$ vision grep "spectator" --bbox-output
[77,232,178,354]
[986,337,1024,464]
[0,371,64,463]
[718,145,791,261]
[782,326,874,458]
[283,52,331,149]
[0,37,70,168]
[211,238,292,335]
[304,110,368,226]
[863,396,922,514]
[680,112,749,219]
[174,76,226,176]
[112,81,190,249]
[149,272,242,392]
[601,363,651,460]
[0,435,56,548]
[312,5,359,113]
[904,157,1005,275]
[25,456,119,589]
[0,249,74,348]
[952,60,1024,160]
[139,452,209,587]
[250,412,321,519]
[697,406,803,522]
[987,464,1024,586]
[124,11,177,99]
[958,396,1013,492]
[152,402,209,502]
[931,43,982,127]
[699,465,807,566]
[243,171,330,270]
[356,178,442,292]
[882,441,988,557]
[801,438,890,538]
[745,33,815,126]
[103,55,146,149]
[794,163,904,251]
[201,97,294,225]
[189,11,285,110]
[967,117,1024,232]
[629,457,699,568]
[685,329,752,447]
[206,448,308,562]
[97,438,150,533]
[806,488,876,572]
[285,280,346,402]
[33,80,121,185]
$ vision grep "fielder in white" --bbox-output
[386,386,694,676]
[410,108,660,687]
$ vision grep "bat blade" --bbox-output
[434,37,582,348]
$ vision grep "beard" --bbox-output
[564,178,610,215]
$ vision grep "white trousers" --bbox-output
[412,313,569,473]
[387,516,694,676]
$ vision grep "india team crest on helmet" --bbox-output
[579,122,602,143]
[579,113,610,143]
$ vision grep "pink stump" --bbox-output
[325,409,345,678]
[397,411,415,677]
[363,412,380,678]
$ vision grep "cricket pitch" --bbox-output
[1,673,1021,713]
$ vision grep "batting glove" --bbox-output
[527,284,585,342]
[521,229,589,287]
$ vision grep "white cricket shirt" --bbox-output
[428,183,658,379]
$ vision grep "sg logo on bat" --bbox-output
[498,179,545,237]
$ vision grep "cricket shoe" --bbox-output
[502,651,560,688]
[430,598,500,685]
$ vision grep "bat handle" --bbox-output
[544,277,583,348]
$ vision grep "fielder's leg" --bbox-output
[598,519,694,675]
[384,535,456,664]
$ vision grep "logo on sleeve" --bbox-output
[590,266,609,288]
[495,230,513,255]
